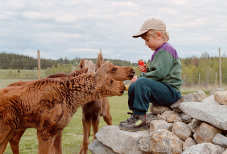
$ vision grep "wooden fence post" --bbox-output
[219,48,222,88]
[37,50,41,79]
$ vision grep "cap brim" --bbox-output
[132,30,149,38]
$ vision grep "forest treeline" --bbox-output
[0,52,134,69]
[0,52,227,85]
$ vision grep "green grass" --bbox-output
[1,78,130,154]
[0,69,46,80]
[1,76,222,153]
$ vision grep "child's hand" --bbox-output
[138,59,147,72]
[138,65,147,72]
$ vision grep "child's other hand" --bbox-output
[138,65,147,72]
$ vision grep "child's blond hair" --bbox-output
[146,29,169,41]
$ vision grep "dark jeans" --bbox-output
[128,77,181,115]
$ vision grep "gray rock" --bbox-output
[223,149,227,154]
[215,91,227,105]
[180,113,193,123]
[150,120,172,132]
[188,119,201,133]
[182,143,224,154]
[213,133,227,148]
[193,122,221,143]
[183,137,196,151]
[146,113,159,124]
[95,125,148,154]
[138,129,183,154]
[158,111,181,123]
[180,101,227,130]
[150,105,171,114]
[89,140,117,154]
[172,121,192,141]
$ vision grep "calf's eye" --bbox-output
[111,67,117,72]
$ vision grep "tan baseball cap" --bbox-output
[132,18,166,38]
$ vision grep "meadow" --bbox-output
[0,76,130,154]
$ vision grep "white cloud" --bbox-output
[68,48,99,53]
[22,11,52,20]
[0,0,226,62]
[170,0,188,5]
[111,1,138,7]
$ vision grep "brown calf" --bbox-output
[0,63,125,154]
[7,68,88,154]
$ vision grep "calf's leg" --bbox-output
[9,129,26,154]
[0,125,13,154]
[37,130,56,154]
[102,99,112,125]
[79,117,92,154]
[53,130,62,154]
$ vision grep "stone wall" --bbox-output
[89,90,227,154]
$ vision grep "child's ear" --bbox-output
[156,31,164,40]
[156,31,162,37]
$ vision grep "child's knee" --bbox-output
[135,77,155,86]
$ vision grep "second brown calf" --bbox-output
[79,52,135,154]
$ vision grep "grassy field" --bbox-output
[0,74,224,153]
[0,78,130,154]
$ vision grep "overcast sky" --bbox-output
[0,0,226,62]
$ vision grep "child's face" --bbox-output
[142,31,165,51]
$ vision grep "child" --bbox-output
[119,18,183,131]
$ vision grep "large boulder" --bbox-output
[182,143,224,154]
[138,129,183,154]
[180,101,227,130]
[95,126,148,154]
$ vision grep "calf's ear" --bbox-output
[96,52,104,70]
[79,59,85,69]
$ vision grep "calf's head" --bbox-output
[94,63,126,96]
[79,52,135,81]
[98,61,135,81]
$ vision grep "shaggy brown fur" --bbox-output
[6,68,88,154]
[79,53,135,154]
[0,64,125,154]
